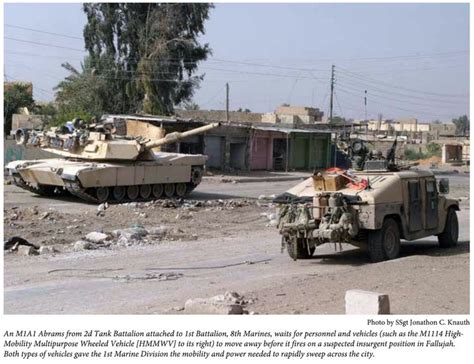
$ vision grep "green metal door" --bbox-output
[293,137,309,169]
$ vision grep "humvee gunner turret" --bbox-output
[275,138,459,262]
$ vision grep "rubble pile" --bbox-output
[120,198,254,211]
[183,291,256,315]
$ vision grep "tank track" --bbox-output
[12,176,200,205]
[12,176,45,195]
[64,181,100,203]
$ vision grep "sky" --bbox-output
[3,2,470,122]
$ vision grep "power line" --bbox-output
[337,86,461,112]
[338,66,469,98]
[337,88,460,119]
[210,58,327,73]
[5,37,85,52]
[5,24,83,40]
[5,50,84,61]
[201,66,327,81]
[337,79,467,106]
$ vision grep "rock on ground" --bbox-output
[17,246,39,256]
[184,291,246,314]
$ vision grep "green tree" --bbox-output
[180,101,200,110]
[3,84,35,136]
[329,116,347,125]
[426,142,442,157]
[80,3,212,115]
[452,115,469,136]
[54,58,116,123]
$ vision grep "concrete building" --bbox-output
[106,114,331,172]
[176,105,324,127]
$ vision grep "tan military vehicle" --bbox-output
[275,139,459,262]
[6,119,220,203]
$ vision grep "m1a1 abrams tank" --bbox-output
[274,138,460,262]
[6,120,220,203]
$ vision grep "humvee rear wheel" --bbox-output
[126,186,139,200]
[175,183,187,197]
[152,184,163,199]
[164,184,175,198]
[438,208,458,248]
[368,218,400,262]
[139,185,152,200]
[113,186,126,201]
[96,187,110,203]
[287,238,315,260]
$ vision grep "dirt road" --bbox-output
[3,174,470,314]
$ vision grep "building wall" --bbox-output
[4,138,56,165]
[176,109,262,123]
[12,114,44,131]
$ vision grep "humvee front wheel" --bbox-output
[438,208,458,248]
[368,218,400,262]
[287,238,315,260]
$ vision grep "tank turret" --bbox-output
[13,122,220,161]
[6,118,221,203]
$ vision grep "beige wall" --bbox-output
[175,109,263,123]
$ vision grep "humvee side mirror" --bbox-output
[439,178,449,194]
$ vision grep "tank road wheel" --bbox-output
[438,208,458,248]
[126,186,140,201]
[164,184,175,198]
[112,186,126,202]
[139,185,152,200]
[367,218,400,262]
[152,184,164,199]
[96,187,110,203]
[175,183,187,197]
[286,238,315,260]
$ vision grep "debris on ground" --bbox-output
[96,202,108,216]
[4,236,39,251]
[184,291,255,315]
[85,232,110,244]
[114,272,183,283]
[39,246,57,255]
[74,240,94,251]
[17,245,39,256]
[4,197,274,255]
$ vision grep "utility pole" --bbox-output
[330,65,337,166]
[329,65,335,124]
[225,83,229,123]
[364,90,368,138]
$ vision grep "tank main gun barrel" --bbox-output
[144,123,220,149]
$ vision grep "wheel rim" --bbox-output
[152,184,163,199]
[96,187,109,202]
[126,186,139,200]
[139,185,152,199]
[383,228,398,257]
[175,183,187,197]
[113,186,126,201]
[164,184,175,197]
